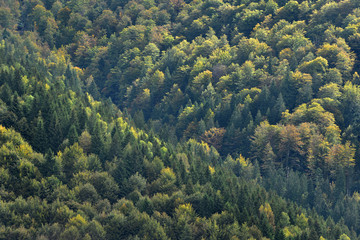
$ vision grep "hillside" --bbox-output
[0,0,360,239]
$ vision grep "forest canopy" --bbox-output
[1,0,360,239]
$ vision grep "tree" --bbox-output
[325,142,355,195]
[339,234,351,240]
[30,5,58,47]
[90,172,119,203]
[324,68,342,85]
[85,220,106,240]
[79,130,92,154]
[318,83,341,100]
[259,202,275,227]
[283,102,337,134]
[278,125,304,172]
[233,61,262,90]
[200,127,226,151]
[295,213,308,229]
[317,42,354,77]
[261,143,277,175]
[77,183,99,203]
[150,167,176,194]
[0,7,15,29]
[270,93,286,124]
[59,226,80,240]
[191,70,213,98]
[251,121,281,163]
[265,0,278,15]
[236,9,264,36]
[128,172,147,193]
[236,37,270,65]
[94,10,118,37]
[299,57,328,75]
[59,143,88,180]
[276,0,300,22]
[91,120,105,157]
[48,110,63,150]
[57,7,71,26]
[33,112,48,152]
[67,124,78,145]
[280,67,297,110]
[0,83,12,105]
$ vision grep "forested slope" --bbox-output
[0,0,360,239]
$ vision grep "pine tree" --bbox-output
[256,86,270,115]
[48,107,61,144]
[270,93,286,124]
[109,126,123,158]
[88,80,101,100]
[255,110,263,125]
[92,121,105,158]
[0,83,12,105]
[262,143,277,176]
[13,69,25,95]
[280,68,297,110]
[65,64,81,92]
[67,124,79,145]
[10,91,21,118]
[16,117,30,140]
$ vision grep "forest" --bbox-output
[1,0,360,239]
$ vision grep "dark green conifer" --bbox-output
[67,124,78,145]
[270,93,286,124]
[33,112,48,152]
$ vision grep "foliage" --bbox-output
[1,0,360,238]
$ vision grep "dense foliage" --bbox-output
[1,0,360,239]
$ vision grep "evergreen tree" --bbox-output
[280,68,297,110]
[67,124,78,145]
[270,93,286,124]
[33,112,48,152]
[0,83,12,105]
[92,120,105,158]
[48,111,63,150]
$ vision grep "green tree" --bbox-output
[278,125,304,172]
[91,120,105,157]
[270,93,286,124]
[59,143,88,180]
[79,130,92,155]
[33,112,48,152]
[67,124,78,145]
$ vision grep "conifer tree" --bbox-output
[92,120,105,158]
[0,83,12,105]
[33,112,48,152]
[67,124,78,145]
[280,68,297,110]
[48,110,63,150]
[270,93,286,124]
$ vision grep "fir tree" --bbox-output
[67,124,79,145]
[270,93,286,124]
[92,121,105,158]
[33,112,48,152]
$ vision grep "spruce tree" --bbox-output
[270,93,286,124]
[280,68,297,110]
[67,124,79,145]
[92,120,105,158]
[0,83,12,105]
[33,112,48,152]
[48,111,63,150]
